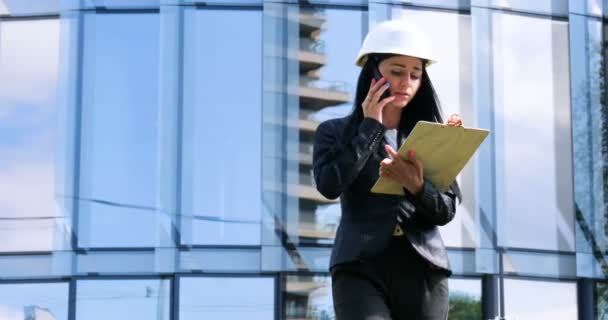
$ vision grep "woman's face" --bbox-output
[378,55,423,109]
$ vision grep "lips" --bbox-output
[394,92,409,98]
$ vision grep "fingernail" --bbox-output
[409,150,415,158]
[385,82,390,87]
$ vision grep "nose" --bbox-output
[398,74,412,89]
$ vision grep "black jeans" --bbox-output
[331,236,449,320]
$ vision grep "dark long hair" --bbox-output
[346,53,462,202]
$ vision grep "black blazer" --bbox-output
[313,116,457,274]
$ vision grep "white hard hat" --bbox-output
[355,19,436,67]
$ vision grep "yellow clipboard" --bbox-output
[371,121,490,195]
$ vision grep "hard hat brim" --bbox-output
[355,52,436,68]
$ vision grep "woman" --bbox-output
[312,20,463,320]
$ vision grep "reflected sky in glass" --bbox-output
[492,12,574,251]
[0,19,61,252]
[0,0,59,15]
[179,277,274,320]
[0,282,68,320]
[76,279,170,320]
[449,278,481,299]
[79,13,160,247]
[181,9,263,246]
[504,278,577,319]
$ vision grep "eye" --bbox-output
[411,74,421,80]
[390,70,403,76]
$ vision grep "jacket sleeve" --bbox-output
[412,180,457,226]
[313,117,386,200]
[396,180,457,226]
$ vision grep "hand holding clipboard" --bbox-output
[371,121,490,195]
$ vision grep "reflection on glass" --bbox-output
[295,8,364,244]
[179,277,274,320]
[181,9,263,246]
[391,9,475,248]
[0,282,68,320]
[0,0,59,15]
[492,12,574,251]
[448,278,481,319]
[504,278,576,319]
[284,275,333,320]
[79,13,160,248]
[0,19,61,252]
[598,282,608,319]
[76,279,170,320]
[605,23,608,252]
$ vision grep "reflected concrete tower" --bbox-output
[296,8,349,244]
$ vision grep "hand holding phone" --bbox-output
[372,63,392,101]
[362,63,395,124]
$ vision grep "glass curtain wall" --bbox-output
[0,0,606,319]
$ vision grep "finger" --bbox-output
[384,144,400,160]
[372,82,391,104]
[447,119,463,127]
[371,76,386,92]
[377,95,396,109]
[407,152,424,176]
[380,159,392,170]
[408,150,415,161]
[367,77,386,100]
[449,114,461,122]
[407,150,421,167]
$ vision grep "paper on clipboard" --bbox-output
[371,121,490,195]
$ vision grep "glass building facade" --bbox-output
[0,0,606,319]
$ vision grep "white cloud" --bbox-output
[0,19,60,118]
[0,159,63,251]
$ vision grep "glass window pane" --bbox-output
[76,279,170,320]
[182,0,262,5]
[181,9,262,246]
[293,8,364,245]
[488,0,569,16]
[0,0,59,15]
[79,13,160,248]
[82,0,160,8]
[284,275,333,320]
[492,12,574,251]
[391,9,475,248]
[448,278,481,320]
[0,282,69,320]
[0,19,63,252]
[391,0,470,10]
[504,279,577,319]
[179,277,274,319]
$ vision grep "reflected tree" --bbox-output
[599,282,608,319]
[448,292,481,320]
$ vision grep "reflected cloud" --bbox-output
[0,18,62,252]
[0,20,59,113]
[493,13,574,251]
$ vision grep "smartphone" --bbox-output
[372,61,391,101]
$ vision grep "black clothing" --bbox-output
[331,237,449,320]
[312,116,457,273]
